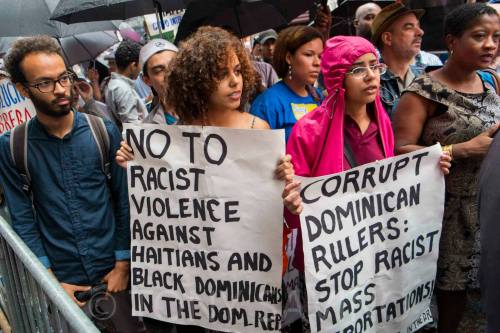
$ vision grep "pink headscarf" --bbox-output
[287,35,394,178]
[285,36,395,271]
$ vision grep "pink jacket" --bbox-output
[286,36,395,271]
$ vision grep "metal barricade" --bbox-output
[0,213,99,333]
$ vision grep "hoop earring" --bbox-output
[288,65,292,80]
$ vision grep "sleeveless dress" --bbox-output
[405,72,500,332]
[406,72,500,289]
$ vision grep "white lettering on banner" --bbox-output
[126,124,285,333]
[298,144,445,333]
[0,79,35,133]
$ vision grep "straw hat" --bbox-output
[371,3,425,46]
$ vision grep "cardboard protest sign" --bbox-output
[298,144,445,333]
[144,10,184,42]
[125,124,284,333]
[0,79,35,133]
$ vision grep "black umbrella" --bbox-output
[50,0,187,24]
[174,0,314,44]
[1,31,119,66]
[0,0,120,37]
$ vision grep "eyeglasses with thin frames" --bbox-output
[25,73,74,93]
[346,64,387,79]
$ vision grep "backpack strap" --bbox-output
[10,121,32,197]
[84,113,111,181]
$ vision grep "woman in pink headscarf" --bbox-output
[281,35,450,331]
[284,35,394,269]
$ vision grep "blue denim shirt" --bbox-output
[0,111,130,285]
[380,64,424,120]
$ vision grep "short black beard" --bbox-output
[28,90,73,118]
[358,26,373,40]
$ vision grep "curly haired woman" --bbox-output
[116,26,293,333]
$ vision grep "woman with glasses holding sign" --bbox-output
[393,3,500,332]
[281,35,395,333]
[282,35,452,332]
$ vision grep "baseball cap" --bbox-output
[258,29,278,45]
[139,39,178,71]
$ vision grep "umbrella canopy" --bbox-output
[50,0,187,24]
[0,0,119,37]
[59,31,119,65]
[174,0,315,43]
[1,31,119,66]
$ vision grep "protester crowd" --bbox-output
[0,1,498,333]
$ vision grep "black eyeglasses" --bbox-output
[346,64,387,79]
[25,73,74,93]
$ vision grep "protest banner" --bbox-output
[298,144,445,333]
[0,79,35,134]
[125,124,284,333]
[144,10,184,42]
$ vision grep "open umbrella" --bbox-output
[0,0,119,37]
[50,0,187,24]
[1,31,119,66]
[174,0,315,43]
[58,31,119,65]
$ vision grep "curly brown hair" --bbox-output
[5,36,64,84]
[165,26,257,124]
[273,26,324,79]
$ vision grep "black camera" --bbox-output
[74,283,108,303]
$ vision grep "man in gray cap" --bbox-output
[138,38,178,124]
[258,29,278,64]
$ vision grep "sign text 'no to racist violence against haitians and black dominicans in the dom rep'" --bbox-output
[298,144,445,333]
[125,123,285,333]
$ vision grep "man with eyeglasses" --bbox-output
[0,36,142,331]
[371,3,426,120]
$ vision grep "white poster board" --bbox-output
[299,145,445,333]
[125,124,284,333]
[0,78,35,133]
[144,10,184,41]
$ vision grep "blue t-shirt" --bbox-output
[250,81,322,141]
